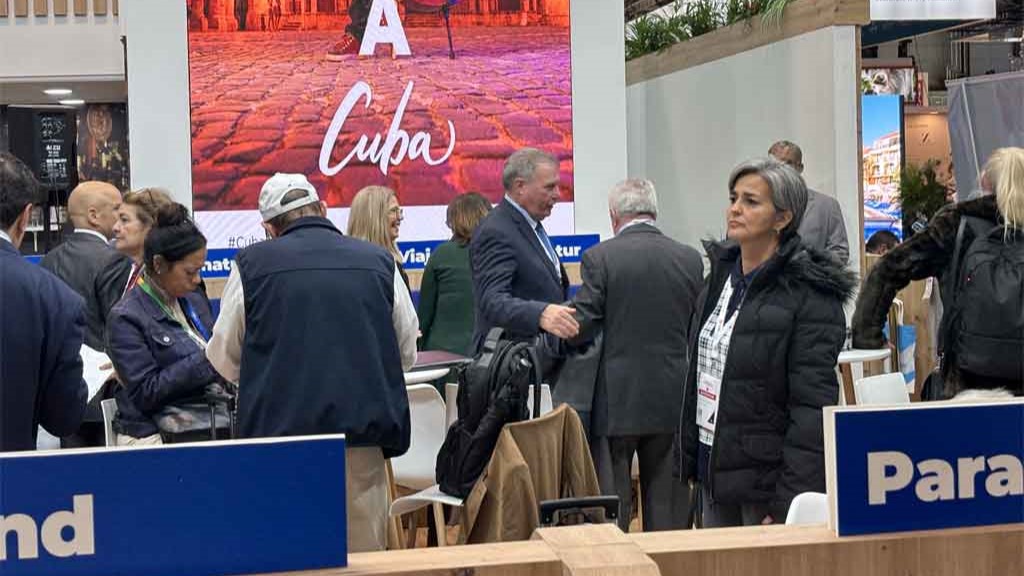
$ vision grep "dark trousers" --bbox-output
[592,434,691,532]
[346,0,371,40]
[699,486,772,528]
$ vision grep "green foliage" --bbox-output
[685,0,723,37]
[625,0,794,61]
[625,10,688,61]
[899,160,951,235]
[725,0,762,27]
[759,0,792,31]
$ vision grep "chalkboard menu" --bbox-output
[37,112,74,189]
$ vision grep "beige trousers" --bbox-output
[116,433,163,446]
[346,446,388,553]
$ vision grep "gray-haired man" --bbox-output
[769,140,850,264]
[565,179,704,531]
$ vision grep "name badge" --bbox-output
[697,371,722,446]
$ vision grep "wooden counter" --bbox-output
[247,522,1024,576]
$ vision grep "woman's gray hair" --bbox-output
[728,157,808,237]
[502,148,559,192]
[609,178,658,218]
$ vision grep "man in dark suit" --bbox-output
[568,179,704,532]
[0,152,88,451]
[41,181,129,351]
[469,148,579,352]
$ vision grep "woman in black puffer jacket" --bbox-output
[680,158,855,527]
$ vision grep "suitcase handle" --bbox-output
[538,496,620,525]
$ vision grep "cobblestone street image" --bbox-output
[188,27,573,211]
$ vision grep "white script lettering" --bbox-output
[319,81,456,178]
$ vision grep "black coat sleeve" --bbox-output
[852,205,960,348]
[773,289,845,520]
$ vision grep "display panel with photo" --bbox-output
[862,94,904,241]
[187,0,574,248]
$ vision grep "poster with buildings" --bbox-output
[862,94,904,241]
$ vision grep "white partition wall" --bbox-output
[626,26,862,272]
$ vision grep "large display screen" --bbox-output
[862,94,904,242]
[187,0,574,249]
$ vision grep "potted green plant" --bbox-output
[899,160,951,237]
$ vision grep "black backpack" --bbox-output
[436,328,542,498]
[939,215,1024,386]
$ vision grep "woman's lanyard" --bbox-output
[709,280,740,350]
[137,274,211,342]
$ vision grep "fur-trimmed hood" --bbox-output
[702,234,857,304]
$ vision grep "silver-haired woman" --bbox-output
[679,158,854,527]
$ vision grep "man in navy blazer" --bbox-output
[469,148,579,352]
[0,152,88,451]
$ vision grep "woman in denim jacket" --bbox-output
[106,203,219,445]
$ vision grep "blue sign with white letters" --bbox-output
[825,402,1024,536]
[196,234,602,277]
[0,436,347,575]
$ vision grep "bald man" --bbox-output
[41,181,130,351]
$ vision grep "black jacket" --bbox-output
[0,239,88,451]
[852,195,1000,396]
[40,231,131,351]
[680,235,854,520]
[568,223,704,437]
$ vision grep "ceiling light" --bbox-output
[58,99,85,106]
[44,88,73,96]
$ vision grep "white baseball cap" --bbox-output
[259,173,320,222]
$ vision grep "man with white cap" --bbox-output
[207,173,417,552]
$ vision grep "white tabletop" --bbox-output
[838,348,892,364]
[403,367,451,386]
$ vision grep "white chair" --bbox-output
[854,373,911,405]
[389,385,459,547]
[392,385,447,491]
[100,398,119,447]
[785,492,829,525]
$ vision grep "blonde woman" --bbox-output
[854,147,1024,397]
[348,186,409,292]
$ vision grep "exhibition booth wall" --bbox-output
[625,0,870,273]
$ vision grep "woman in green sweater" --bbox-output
[418,193,492,355]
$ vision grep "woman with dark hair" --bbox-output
[680,158,854,527]
[417,192,492,356]
[106,203,220,446]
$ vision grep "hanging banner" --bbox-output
[187,0,574,249]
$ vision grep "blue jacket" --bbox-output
[234,217,410,457]
[469,199,568,351]
[106,284,219,438]
[0,239,88,451]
